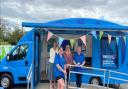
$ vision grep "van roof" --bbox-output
[22,18,128,31]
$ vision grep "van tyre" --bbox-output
[0,74,13,89]
[90,77,102,85]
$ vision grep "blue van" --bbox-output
[0,18,128,89]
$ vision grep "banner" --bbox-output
[80,35,86,46]
[46,31,127,47]
[101,38,118,68]
[116,37,119,46]
[91,31,97,39]
[70,39,75,48]
[99,31,104,40]
[108,34,112,44]
[123,36,126,44]
[47,31,54,41]
[58,37,64,47]
[102,54,118,68]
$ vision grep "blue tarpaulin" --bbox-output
[22,18,128,31]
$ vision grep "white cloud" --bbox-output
[1,0,128,29]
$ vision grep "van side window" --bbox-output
[11,44,28,60]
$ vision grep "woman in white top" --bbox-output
[48,42,58,89]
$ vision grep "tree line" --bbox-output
[0,19,26,45]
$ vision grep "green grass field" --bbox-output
[0,45,14,60]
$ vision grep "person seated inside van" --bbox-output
[73,46,86,88]
[54,47,67,89]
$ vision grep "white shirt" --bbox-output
[49,48,58,63]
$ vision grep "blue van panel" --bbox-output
[19,29,35,42]
[120,37,128,73]
[92,36,101,68]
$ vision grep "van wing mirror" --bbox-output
[7,54,11,61]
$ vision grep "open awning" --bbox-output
[22,18,128,31]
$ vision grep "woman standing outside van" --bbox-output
[73,46,86,88]
[54,47,67,89]
[48,42,58,89]
[63,45,73,82]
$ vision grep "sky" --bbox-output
[1,0,128,29]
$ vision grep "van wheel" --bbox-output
[0,74,13,89]
[90,77,101,85]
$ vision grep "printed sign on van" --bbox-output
[102,54,117,68]
[101,38,118,68]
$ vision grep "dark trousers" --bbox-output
[76,74,82,87]
[66,68,69,89]
[66,69,69,82]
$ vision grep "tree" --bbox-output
[7,28,25,45]
[0,19,9,45]
[0,19,6,40]
[0,19,26,45]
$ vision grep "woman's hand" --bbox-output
[63,70,67,75]
[80,65,83,67]
[66,64,70,68]
[76,63,80,67]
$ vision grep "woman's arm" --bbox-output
[80,54,86,67]
[64,64,67,75]
[73,53,78,65]
[73,60,77,65]
[81,61,85,67]
[64,64,66,71]
[49,48,54,60]
[56,64,66,74]
[56,64,64,72]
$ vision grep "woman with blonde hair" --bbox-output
[48,42,58,89]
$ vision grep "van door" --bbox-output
[8,43,30,82]
[34,33,40,86]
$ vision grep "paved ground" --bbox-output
[119,84,128,89]
[12,84,27,89]
[11,83,128,89]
